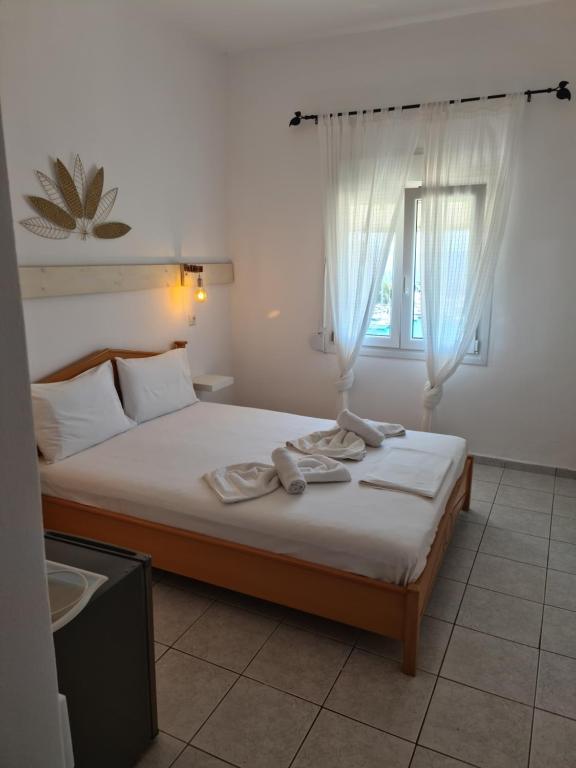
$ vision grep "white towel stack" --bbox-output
[288,411,405,462]
[287,427,366,461]
[204,451,351,503]
[360,447,452,498]
[203,462,280,504]
[297,455,351,483]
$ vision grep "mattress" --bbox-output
[39,402,467,585]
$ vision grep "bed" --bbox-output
[40,341,473,675]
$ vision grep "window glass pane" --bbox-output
[412,198,423,339]
[366,250,394,337]
[412,192,475,342]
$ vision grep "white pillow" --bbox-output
[115,347,198,424]
[32,360,135,463]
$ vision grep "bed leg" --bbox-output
[402,587,420,676]
[462,456,473,511]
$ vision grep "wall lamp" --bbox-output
[181,264,207,303]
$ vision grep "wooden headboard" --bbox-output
[37,340,187,395]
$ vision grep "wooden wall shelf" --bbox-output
[19,262,234,299]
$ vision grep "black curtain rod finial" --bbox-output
[289,111,302,126]
[556,80,571,100]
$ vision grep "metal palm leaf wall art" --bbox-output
[20,155,131,240]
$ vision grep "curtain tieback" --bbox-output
[422,381,443,410]
[335,370,354,392]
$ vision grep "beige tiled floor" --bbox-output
[136,464,576,768]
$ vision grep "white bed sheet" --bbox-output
[39,402,467,585]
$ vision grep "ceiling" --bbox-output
[150,0,554,52]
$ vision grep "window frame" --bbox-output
[320,185,492,366]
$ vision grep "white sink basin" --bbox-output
[46,561,108,632]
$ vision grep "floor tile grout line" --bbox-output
[156,515,571,731]
[409,745,482,768]
[486,518,552,541]
[152,477,576,764]
[164,736,241,768]
[163,642,351,711]
[161,577,364,646]
[462,515,551,542]
[452,511,547,652]
[319,703,425,750]
[170,618,357,679]
[441,574,547,607]
[165,741,187,768]
[279,613,360,647]
[413,510,489,753]
[162,600,576,687]
[185,673,245,749]
[183,613,280,677]
[161,643,561,761]
[487,505,553,522]
[235,617,284,675]
[476,549,549,569]
[163,595,215,649]
[286,643,355,768]
[436,671,537,709]
[185,744,241,768]
[152,614,576,749]
[438,615,576,659]
[528,504,553,765]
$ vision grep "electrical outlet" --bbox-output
[187,313,196,327]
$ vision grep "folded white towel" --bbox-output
[297,454,351,483]
[203,462,280,504]
[272,447,306,495]
[287,427,366,461]
[337,409,405,447]
[360,447,452,498]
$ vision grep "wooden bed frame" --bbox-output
[40,341,473,675]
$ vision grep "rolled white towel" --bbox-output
[337,409,384,447]
[337,409,405,446]
[376,422,406,438]
[271,447,306,495]
[297,455,351,483]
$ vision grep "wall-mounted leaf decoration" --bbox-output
[21,157,130,240]
[93,187,118,225]
[93,222,131,239]
[84,167,104,219]
[20,217,71,239]
[55,158,83,218]
[35,171,64,206]
[73,155,86,203]
[27,196,76,229]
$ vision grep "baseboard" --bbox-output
[473,454,576,479]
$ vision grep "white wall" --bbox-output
[229,0,576,469]
[0,0,232,381]
[0,104,66,768]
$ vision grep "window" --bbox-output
[359,185,489,363]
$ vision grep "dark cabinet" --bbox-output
[45,532,157,768]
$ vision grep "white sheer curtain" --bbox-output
[319,111,421,410]
[419,95,525,430]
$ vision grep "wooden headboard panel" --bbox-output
[37,340,187,395]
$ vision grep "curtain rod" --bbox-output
[289,80,571,126]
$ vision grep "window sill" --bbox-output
[309,332,487,366]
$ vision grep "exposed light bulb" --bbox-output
[194,275,207,303]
